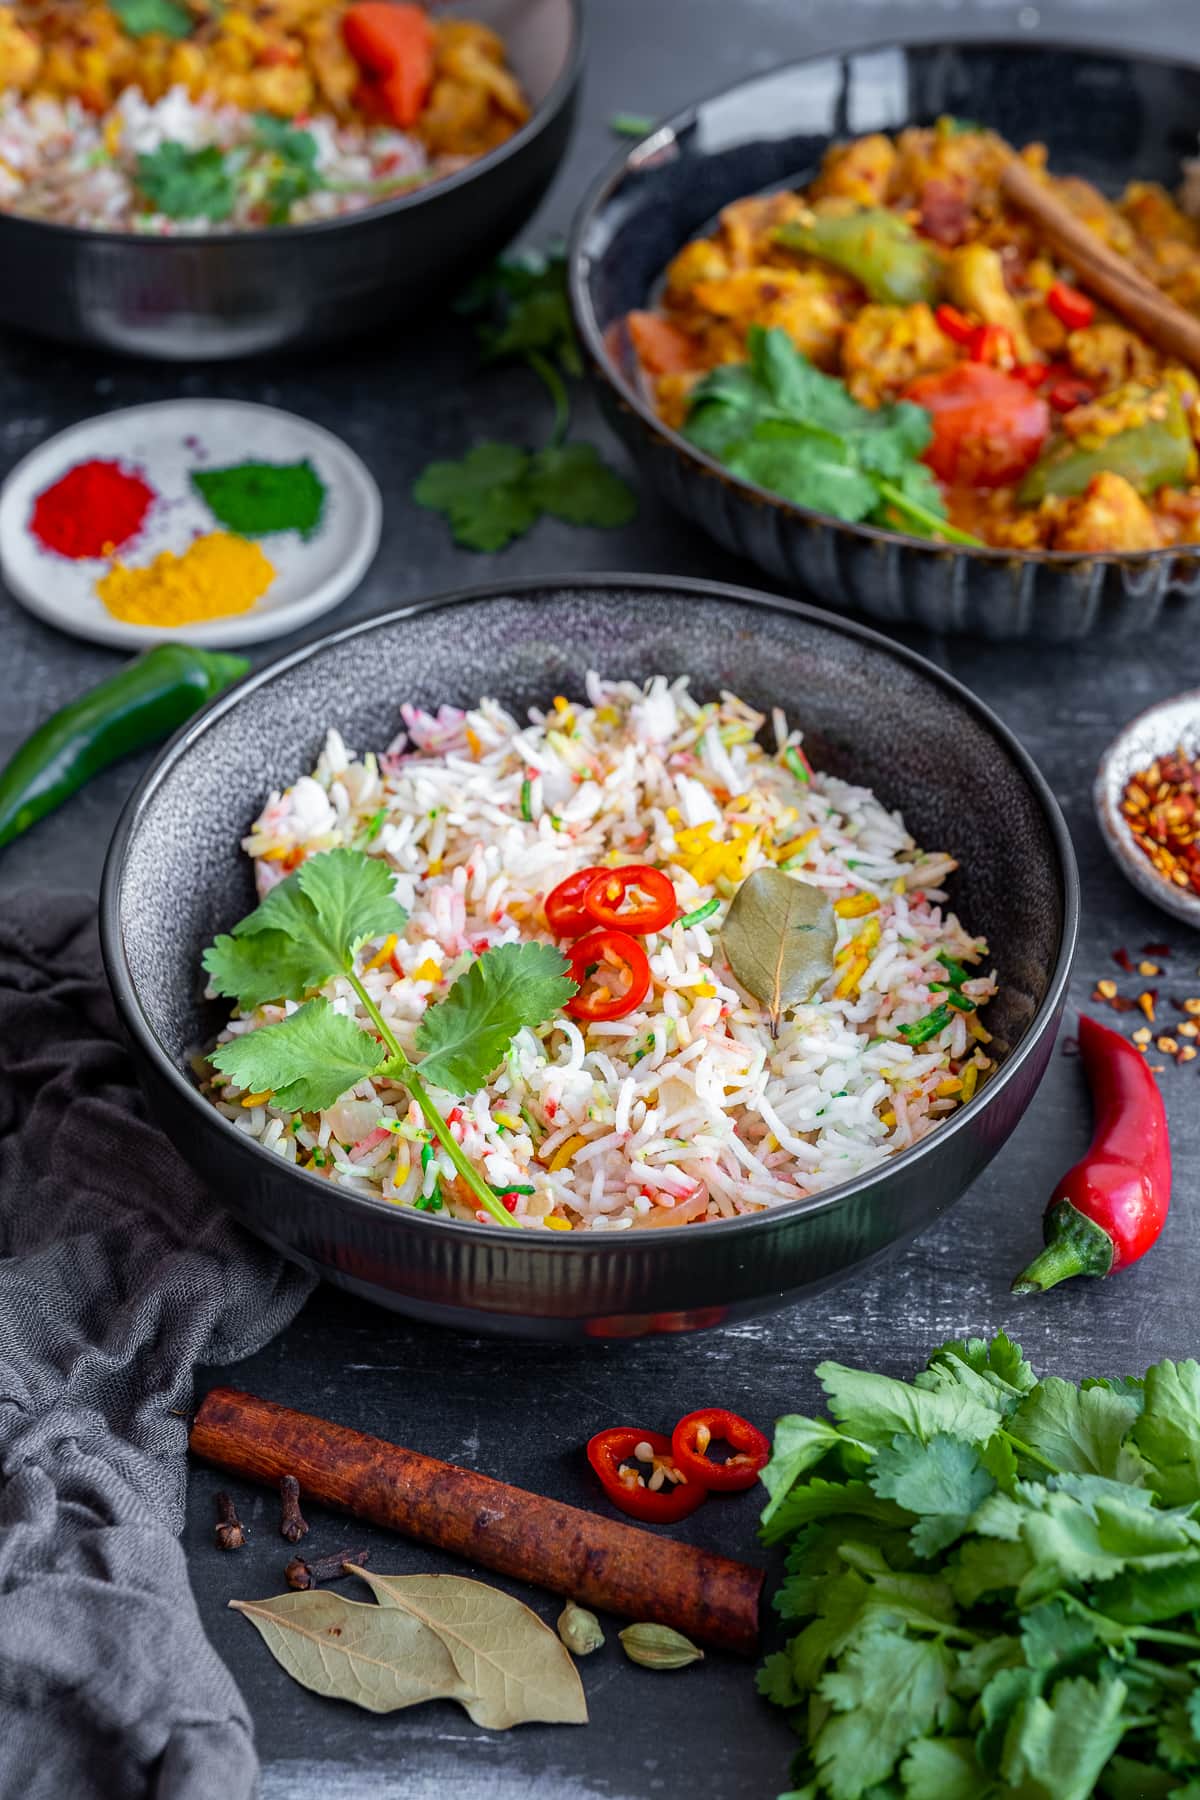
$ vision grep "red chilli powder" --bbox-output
[30,458,156,559]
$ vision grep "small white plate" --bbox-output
[0,398,382,650]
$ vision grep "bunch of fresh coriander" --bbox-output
[413,247,637,550]
[758,1334,1200,1800]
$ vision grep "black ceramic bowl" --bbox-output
[100,575,1078,1339]
[569,40,1200,642]
[1,0,581,361]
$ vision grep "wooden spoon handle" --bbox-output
[1000,157,1200,372]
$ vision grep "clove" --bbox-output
[279,1474,309,1544]
[214,1491,246,1551]
[285,1547,371,1591]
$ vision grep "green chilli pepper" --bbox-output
[898,1004,953,1046]
[0,642,248,849]
[1019,383,1196,505]
[776,209,941,306]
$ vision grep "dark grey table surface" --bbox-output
[5,1,1200,1793]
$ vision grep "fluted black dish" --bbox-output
[100,576,1077,1339]
[0,0,581,361]
[568,40,1200,641]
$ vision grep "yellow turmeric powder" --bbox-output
[97,531,275,626]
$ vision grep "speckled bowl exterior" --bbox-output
[568,41,1200,642]
[100,576,1078,1338]
[0,0,582,360]
[1095,690,1200,927]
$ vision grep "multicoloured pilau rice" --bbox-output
[0,84,444,230]
[203,674,998,1231]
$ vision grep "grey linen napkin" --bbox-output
[0,892,315,1800]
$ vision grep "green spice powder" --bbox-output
[191,458,327,538]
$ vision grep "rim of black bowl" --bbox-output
[0,0,584,249]
[566,32,1200,571]
[100,573,1080,1252]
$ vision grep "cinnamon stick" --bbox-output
[1000,158,1200,372]
[190,1387,763,1654]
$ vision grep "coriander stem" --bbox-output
[347,969,407,1064]
[875,479,986,548]
[324,174,426,197]
[401,1064,518,1230]
[1054,1594,1200,1655]
[999,1430,1061,1476]
[527,349,571,448]
[346,969,518,1230]
[1128,1655,1193,1692]
[1127,1625,1200,1648]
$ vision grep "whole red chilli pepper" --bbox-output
[1012,1013,1171,1294]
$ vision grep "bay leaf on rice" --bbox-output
[228,1589,468,1713]
[347,1568,588,1728]
[722,867,836,1033]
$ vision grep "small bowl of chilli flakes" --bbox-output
[100,578,1077,1336]
[0,0,581,355]
[1096,689,1200,929]
[570,41,1200,638]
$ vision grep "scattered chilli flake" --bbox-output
[206,673,997,1230]
[1086,948,1200,1065]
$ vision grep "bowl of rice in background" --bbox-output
[100,575,1078,1338]
[0,0,582,358]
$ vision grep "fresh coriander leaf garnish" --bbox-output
[415,440,636,551]
[136,142,235,222]
[758,1337,1200,1798]
[456,246,581,377]
[252,113,324,223]
[413,443,539,552]
[204,847,408,1004]
[137,117,325,228]
[204,848,575,1227]
[112,0,193,38]
[414,941,577,1093]
[415,246,635,551]
[253,113,319,161]
[202,926,326,1012]
[870,1431,995,1555]
[210,998,387,1114]
[683,325,984,546]
[526,443,638,529]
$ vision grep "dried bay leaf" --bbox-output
[348,1568,588,1728]
[228,1590,468,1714]
[722,867,837,1032]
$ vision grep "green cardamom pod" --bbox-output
[557,1600,605,1657]
[618,1622,704,1670]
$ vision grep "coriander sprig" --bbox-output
[135,115,387,227]
[204,849,575,1228]
[757,1334,1200,1799]
[683,324,985,547]
[414,248,636,551]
